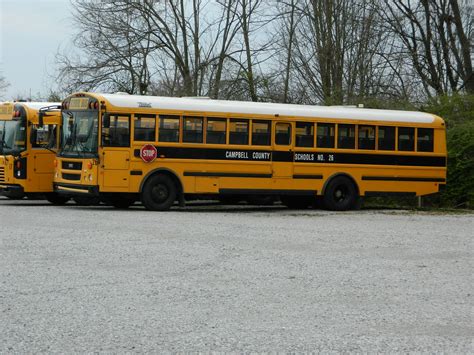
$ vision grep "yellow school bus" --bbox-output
[52,92,446,210]
[0,101,68,203]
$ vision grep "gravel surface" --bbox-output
[0,197,473,352]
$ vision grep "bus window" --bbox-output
[417,128,434,152]
[275,123,291,145]
[296,122,314,147]
[229,119,249,145]
[103,115,130,147]
[206,118,226,144]
[158,115,180,142]
[134,115,156,142]
[358,125,375,150]
[378,126,395,150]
[32,124,58,148]
[316,123,335,148]
[337,124,355,149]
[183,117,203,143]
[252,120,271,146]
[398,127,415,151]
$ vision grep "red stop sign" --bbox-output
[140,144,157,163]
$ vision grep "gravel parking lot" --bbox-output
[0,197,473,352]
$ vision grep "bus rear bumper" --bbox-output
[54,183,99,196]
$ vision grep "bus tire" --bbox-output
[45,193,69,205]
[323,176,358,211]
[141,174,176,211]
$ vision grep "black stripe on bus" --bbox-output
[130,170,143,176]
[132,146,446,167]
[292,174,323,179]
[184,172,271,178]
[219,188,317,196]
[362,176,446,182]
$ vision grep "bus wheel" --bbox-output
[280,196,312,209]
[45,193,70,205]
[141,174,176,211]
[323,176,358,211]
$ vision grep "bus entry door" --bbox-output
[101,114,131,190]
[272,122,294,179]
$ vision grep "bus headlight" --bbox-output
[88,174,93,182]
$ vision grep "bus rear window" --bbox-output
[398,127,415,151]
[296,122,314,147]
[229,119,249,145]
[316,123,335,148]
[134,115,155,142]
[417,128,434,152]
[252,120,271,146]
[158,115,180,142]
[337,124,355,149]
[183,117,203,143]
[378,126,395,150]
[207,118,226,144]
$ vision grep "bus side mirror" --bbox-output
[103,113,110,128]
[30,127,38,146]
[38,112,44,128]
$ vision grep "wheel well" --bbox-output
[322,173,359,196]
[140,169,184,198]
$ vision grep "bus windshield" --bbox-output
[0,118,27,156]
[60,110,98,157]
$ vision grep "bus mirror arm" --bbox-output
[103,113,110,129]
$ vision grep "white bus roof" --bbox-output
[17,102,61,110]
[98,93,436,124]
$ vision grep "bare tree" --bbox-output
[56,1,156,94]
[380,0,473,96]
[0,73,9,100]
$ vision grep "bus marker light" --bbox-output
[87,161,93,169]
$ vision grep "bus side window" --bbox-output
[229,119,249,145]
[398,127,415,151]
[358,125,375,150]
[103,115,130,147]
[183,117,203,143]
[337,124,355,149]
[134,115,156,142]
[316,123,335,148]
[296,122,314,147]
[378,126,395,150]
[32,124,56,148]
[252,120,271,145]
[206,118,226,144]
[275,123,291,145]
[158,115,180,142]
[417,128,434,152]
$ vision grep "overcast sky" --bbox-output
[1,0,73,100]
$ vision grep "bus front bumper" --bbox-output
[54,183,99,196]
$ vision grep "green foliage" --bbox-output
[424,94,474,208]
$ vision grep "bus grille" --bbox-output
[62,161,82,170]
[62,173,81,181]
[0,166,4,183]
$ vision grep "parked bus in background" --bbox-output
[0,101,69,204]
[52,93,447,211]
